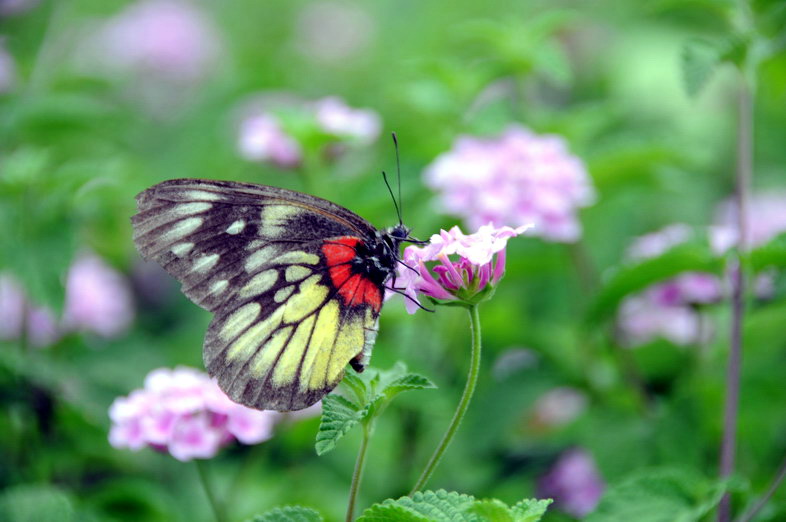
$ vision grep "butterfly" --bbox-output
[131,179,410,411]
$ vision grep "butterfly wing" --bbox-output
[132,179,385,411]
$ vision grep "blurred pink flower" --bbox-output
[626,223,693,260]
[711,191,786,252]
[63,253,134,338]
[424,125,595,242]
[314,96,381,144]
[0,44,16,94]
[0,0,39,16]
[236,95,382,167]
[109,367,280,461]
[295,2,374,63]
[88,0,221,83]
[617,294,706,347]
[0,273,60,348]
[537,448,605,518]
[531,387,588,429]
[391,223,529,313]
[237,113,303,168]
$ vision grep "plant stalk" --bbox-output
[410,304,482,494]
[346,423,372,522]
[737,454,786,522]
[718,69,753,522]
[196,459,225,522]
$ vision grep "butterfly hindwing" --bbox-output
[132,179,389,411]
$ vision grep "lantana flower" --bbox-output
[424,125,594,242]
[236,95,381,169]
[109,367,301,461]
[0,273,60,348]
[85,0,222,84]
[537,448,605,518]
[391,223,530,313]
[63,252,135,338]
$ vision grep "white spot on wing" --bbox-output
[193,253,220,273]
[240,269,278,298]
[176,202,212,216]
[210,279,228,294]
[162,217,202,244]
[171,242,195,257]
[226,220,246,235]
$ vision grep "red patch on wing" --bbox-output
[322,237,382,314]
[322,237,359,267]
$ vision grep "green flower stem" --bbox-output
[410,304,482,495]
[196,459,225,522]
[346,423,372,522]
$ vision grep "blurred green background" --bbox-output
[1,0,786,520]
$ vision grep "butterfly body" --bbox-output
[132,179,407,411]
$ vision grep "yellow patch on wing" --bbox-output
[271,314,316,386]
[220,302,261,341]
[303,300,340,391]
[260,204,302,237]
[285,265,312,282]
[274,285,295,303]
[328,315,366,384]
[251,326,292,377]
[283,275,328,323]
[245,245,281,273]
[226,305,285,361]
[272,251,320,265]
[239,268,278,298]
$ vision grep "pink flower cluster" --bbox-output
[424,125,595,242]
[0,274,59,348]
[391,224,529,314]
[64,253,135,338]
[109,367,292,461]
[537,448,605,518]
[617,225,722,347]
[0,0,39,16]
[711,191,786,253]
[237,96,381,168]
[0,44,16,94]
[530,387,588,430]
[87,0,221,84]
[0,252,134,347]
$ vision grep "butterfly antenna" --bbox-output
[392,132,403,225]
[382,170,403,225]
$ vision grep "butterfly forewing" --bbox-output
[132,179,389,411]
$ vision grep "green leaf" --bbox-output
[358,491,551,522]
[358,490,475,521]
[749,233,786,271]
[511,499,553,521]
[586,242,722,323]
[247,505,323,522]
[315,394,364,456]
[0,484,75,522]
[383,373,437,398]
[340,372,368,404]
[466,499,515,521]
[585,468,728,522]
[681,39,723,98]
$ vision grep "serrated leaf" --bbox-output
[246,505,323,522]
[340,372,368,404]
[586,243,721,323]
[681,39,722,98]
[0,484,75,522]
[360,490,476,521]
[383,373,438,398]
[315,394,363,456]
[356,503,431,521]
[466,499,514,521]
[585,468,727,522]
[749,233,786,271]
[511,499,553,521]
